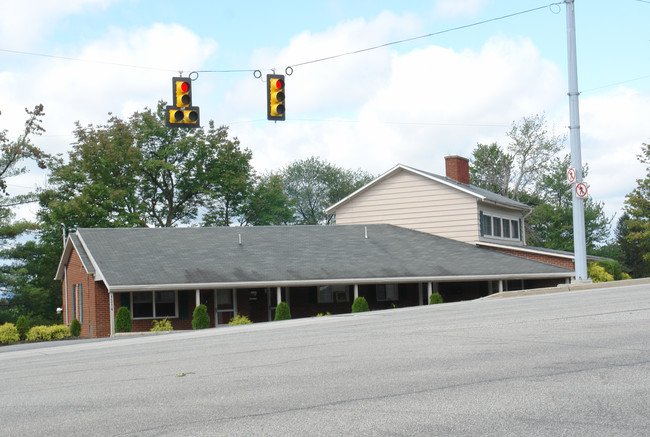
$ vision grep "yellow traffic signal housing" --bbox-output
[267,74,285,121]
[166,77,200,128]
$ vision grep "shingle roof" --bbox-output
[67,225,571,291]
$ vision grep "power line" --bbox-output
[288,2,562,70]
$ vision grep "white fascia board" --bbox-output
[106,272,573,293]
[476,242,576,260]
[54,236,75,280]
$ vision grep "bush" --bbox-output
[274,301,291,321]
[192,304,210,330]
[351,297,369,313]
[0,323,20,345]
[594,260,623,281]
[25,325,70,342]
[229,314,252,325]
[115,307,132,333]
[588,262,614,283]
[316,312,331,317]
[429,292,443,305]
[15,316,29,340]
[70,318,81,337]
[151,319,173,331]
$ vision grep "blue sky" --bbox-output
[1,0,649,227]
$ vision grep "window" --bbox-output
[132,291,178,318]
[376,284,398,301]
[483,214,492,236]
[480,211,522,241]
[318,285,348,303]
[493,217,502,237]
[511,219,520,239]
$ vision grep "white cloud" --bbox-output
[433,0,493,18]
[0,0,115,49]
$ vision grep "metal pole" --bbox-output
[565,0,588,281]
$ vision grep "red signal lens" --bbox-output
[180,82,189,93]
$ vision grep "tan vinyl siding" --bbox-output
[335,170,480,243]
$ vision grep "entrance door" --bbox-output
[215,289,236,325]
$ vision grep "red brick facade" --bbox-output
[487,246,575,270]
[445,155,470,185]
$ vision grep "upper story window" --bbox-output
[481,212,521,241]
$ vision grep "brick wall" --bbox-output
[487,246,575,270]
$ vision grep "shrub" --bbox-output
[316,312,331,317]
[588,262,614,283]
[351,297,369,313]
[25,325,70,342]
[115,307,132,333]
[0,323,20,345]
[70,318,81,337]
[621,272,632,280]
[228,314,252,325]
[594,260,623,281]
[15,316,29,340]
[192,304,210,330]
[429,292,443,305]
[151,319,173,331]
[274,301,291,321]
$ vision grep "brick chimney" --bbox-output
[445,155,470,185]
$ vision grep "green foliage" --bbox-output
[0,322,20,344]
[228,314,252,325]
[70,318,81,337]
[115,306,132,333]
[351,297,369,313]
[588,263,614,283]
[237,173,294,226]
[316,312,331,317]
[25,324,69,341]
[192,304,210,330]
[623,142,650,277]
[282,157,374,224]
[593,260,623,281]
[15,315,29,340]
[429,292,443,305]
[470,142,512,196]
[150,318,173,331]
[274,301,291,321]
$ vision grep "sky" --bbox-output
[0,0,648,231]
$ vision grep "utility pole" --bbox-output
[565,0,589,281]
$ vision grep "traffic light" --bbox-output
[165,77,200,128]
[267,74,285,121]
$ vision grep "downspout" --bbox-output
[61,223,68,326]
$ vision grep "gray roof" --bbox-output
[62,225,572,291]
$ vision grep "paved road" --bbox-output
[1,283,649,436]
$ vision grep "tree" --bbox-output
[469,142,512,196]
[282,157,374,225]
[525,154,611,252]
[506,113,564,201]
[623,142,650,277]
[236,173,294,226]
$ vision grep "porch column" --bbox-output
[109,292,115,337]
[195,289,200,307]
[353,284,359,300]
[276,286,282,304]
[427,282,433,302]
[498,280,504,293]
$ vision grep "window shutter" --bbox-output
[479,211,484,236]
[79,284,83,323]
[519,218,523,241]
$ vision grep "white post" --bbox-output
[109,292,115,337]
[353,284,359,300]
[276,286,282,305]
[427,282,433,303]
[498,280,504,293]
[565,0,588,281]
[195,289,200,307]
